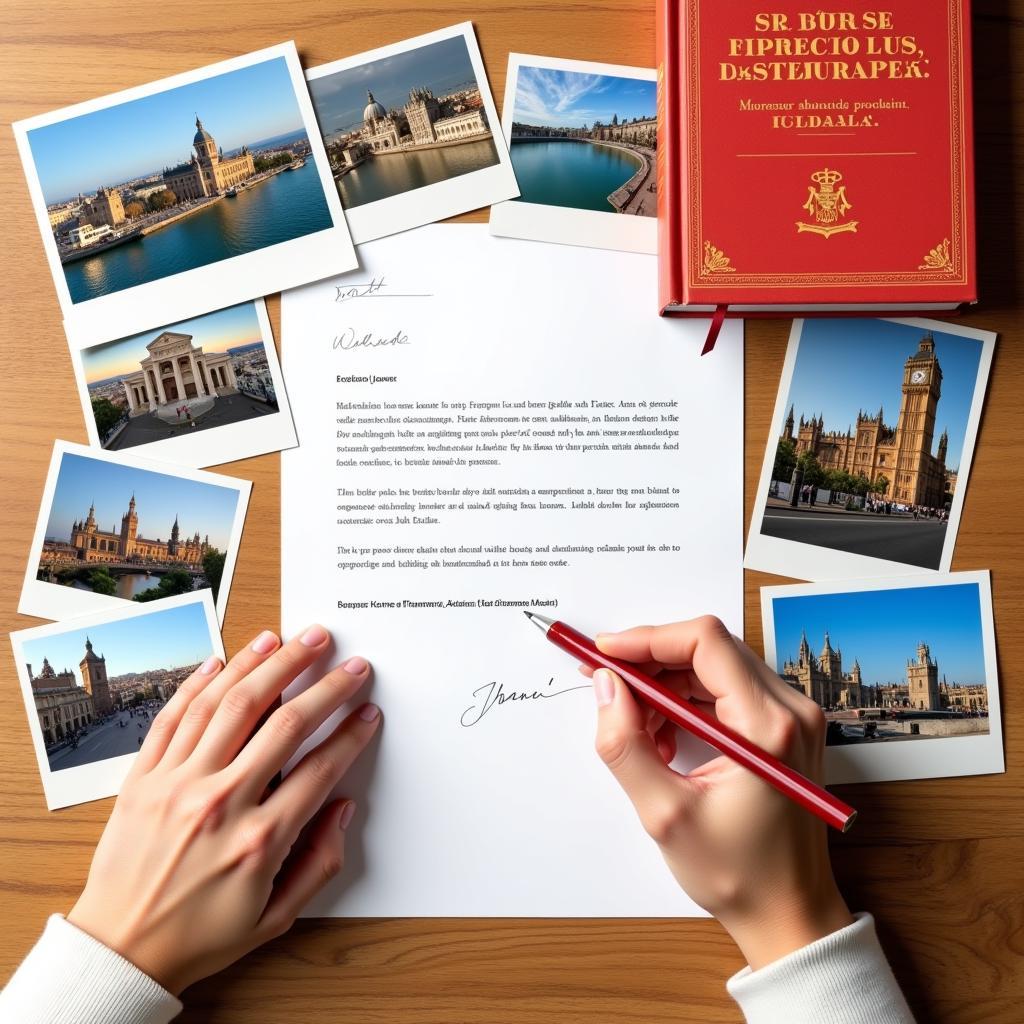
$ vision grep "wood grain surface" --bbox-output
[1,1,1021,1020]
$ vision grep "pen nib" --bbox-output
[524,609,555,632]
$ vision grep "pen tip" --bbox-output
[522,610,532,619]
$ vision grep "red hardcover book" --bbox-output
[657,1,976,316]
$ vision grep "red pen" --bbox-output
[525,611,857,833]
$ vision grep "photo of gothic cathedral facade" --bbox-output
[782,333,951,508]
[120,329,238,413]
[50,495,209,567]
[28,638,115,747]
[162,116,256,201]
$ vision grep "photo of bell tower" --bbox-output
[79,636,114,717]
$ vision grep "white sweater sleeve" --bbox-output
[727,912,915,1024]
[0,915,182,1024]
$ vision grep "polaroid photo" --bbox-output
[9,592,223,809]
[20,441,250,624]
[69,299,296,468]
[306,22,519,244]
[489,54,657,254]
[13,42,357,347]
[762,571,1003,785]
[745,317,996,580]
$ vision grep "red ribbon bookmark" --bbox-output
[700,304,728,356]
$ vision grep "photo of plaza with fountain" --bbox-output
[82,302,280,451]
[770,581,991,746]
[29,56,333,303]
[508,66,657,217]
[36,452,241,604]
[308,34,500,209]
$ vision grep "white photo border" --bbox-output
[9,591,224,810]
[19,440,251,624]
[761,570,1004,785]
[69,299,297,469]
[489,53,657,255]
[14,42,358,347]
[744,317,996,581]
[306,21,519,245]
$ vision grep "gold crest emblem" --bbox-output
[797,168,858,237]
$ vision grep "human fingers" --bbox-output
[593,668,699,845]
[189,625,333,773]
[159,629,282,768]
[595,626,718,702]
[129,654,223,778]
[252,799,353,945]
[653,718,677,764]
[227,656,372,800]
[260,703,382,843]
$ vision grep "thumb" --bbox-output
[593,669,697,843]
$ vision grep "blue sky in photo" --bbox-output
[44,453,240,550]
[513,67,656,129]
[309,36,479,140]
[771,583,986,685]
[20,601,215,682]
[82,301,264,383]
[784,319,984,468]
[29,57,306,204]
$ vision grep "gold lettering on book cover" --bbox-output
[918,238,953,271]
[796,168,858,237]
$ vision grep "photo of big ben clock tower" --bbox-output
[894,334,947,507]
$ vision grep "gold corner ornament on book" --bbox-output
[796,168,858,237]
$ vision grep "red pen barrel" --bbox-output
[546,619,857,833]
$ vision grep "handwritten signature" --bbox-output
[460,679,590,727]
[333,327,411,351]
[335,277,387,303]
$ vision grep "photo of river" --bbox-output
[337,138,499,209]
[71,572,165,599]
[64,162,333,303]
[510,139,644,214]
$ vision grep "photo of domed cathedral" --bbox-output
[756,318,992,571]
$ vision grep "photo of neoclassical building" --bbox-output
[161,116,256,201]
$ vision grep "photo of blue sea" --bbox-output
[28,57,334,302]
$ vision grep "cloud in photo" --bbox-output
[513,66,655,129]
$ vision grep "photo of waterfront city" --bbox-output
[308,33,500,209]
[26,56,334,303]
[36,451,242,604]
[81,302,282,452]
[17,600,216,772]
[509,66,657,217]
[769,581,991,746]
[757,319,988,571]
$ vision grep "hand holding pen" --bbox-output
[545,614,855,971]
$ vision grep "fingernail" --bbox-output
[593,669,615,707]
[251,630,279,654]
[199,655,220,675]
[339,802,356,830]
[343,655,368,675]
[358,702,380,722]
[299,624,328,647]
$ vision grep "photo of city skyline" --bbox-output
[19,600,216,772]
[757,319,990,572]
[309,34,500,209]
[37,451,242,604]
[81,302,281,452]
[770,581,990,745]
[509,65,657,217]
[25,55,334,303]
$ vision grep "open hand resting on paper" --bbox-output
[590,616,853,971]
[65,625,380,996]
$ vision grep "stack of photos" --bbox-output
[746,317,996,580]
[306,22,518,243]
[70,300,296,467]
[762,572,1003,785]
[490,54,657,254]
[19,442,249,624]
[9,593,223,809]
[13,42,355,347]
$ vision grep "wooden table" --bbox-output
[1,2,1021,1020]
